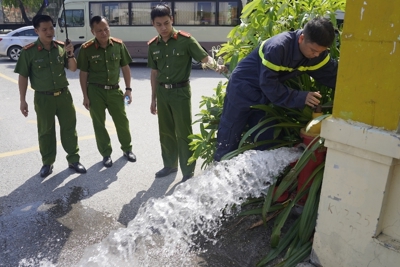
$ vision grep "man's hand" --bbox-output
[83,97,90,110]
[65,40,74,56]
[150,100,157,115]
[20,101,28,117]
[305,91,322,108]
[124,90,132,104]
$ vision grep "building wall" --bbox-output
[312,0,400,266]
[332,0,400,131]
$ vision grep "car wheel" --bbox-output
[192,58,203,69]
[8,46,22,61]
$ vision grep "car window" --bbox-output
[12,29,38,37]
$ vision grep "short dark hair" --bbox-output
[90,16,107,29]
[151,4,172,21]
[303,17,335,47]
[32,14,53,29]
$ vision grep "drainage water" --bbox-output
[78,147,301,267]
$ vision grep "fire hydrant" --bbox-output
[297,105,328,205]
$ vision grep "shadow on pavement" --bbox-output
[117,173,176,226]
[0,158,127,267]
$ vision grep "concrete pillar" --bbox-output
[311,0,400,266]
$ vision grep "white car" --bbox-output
[0,25,38,61]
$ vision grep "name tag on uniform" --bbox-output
[91,55,100,59]
[34,59,44,63]
[153,51,160,55]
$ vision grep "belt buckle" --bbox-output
[53,91,61,96]
[104,85,111,89]
[164,84,172,89]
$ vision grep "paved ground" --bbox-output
[0,57,228,266]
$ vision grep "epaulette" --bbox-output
[82,40,95,49]
[23,43,35,50]
[178,30,191,38]
[147,36,158,45]
[111,37,123,44]
[54,40,64,45]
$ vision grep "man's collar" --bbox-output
[157,28,179,43]
[94,38,113,49]
[35,38,58,51]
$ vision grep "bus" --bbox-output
[55,0,244,63]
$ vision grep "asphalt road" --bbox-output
[0,57,227,266]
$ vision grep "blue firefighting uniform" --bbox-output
[214,29,338,161]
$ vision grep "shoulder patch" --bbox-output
[23,43,35,50]
[111,37,123,44]
[54,40,64,45]
[82,40,95,49]
[147,36,158,45]
[178,30,191,38]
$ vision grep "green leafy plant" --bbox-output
[189,0,345,265]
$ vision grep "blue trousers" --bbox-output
[214,91,276,161]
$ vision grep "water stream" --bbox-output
[77,147,301,267]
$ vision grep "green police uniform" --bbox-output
[77,37,133,157]
[14,39,80,165]
[147,28,208,176]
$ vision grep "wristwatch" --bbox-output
[125,88,132,91]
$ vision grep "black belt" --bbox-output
[159,80,189,89]
[91,83,120,90]
[36,87,67,96]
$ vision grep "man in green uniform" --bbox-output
[77,16,136,168]
[15,14,86,178]
[148,4,225,181]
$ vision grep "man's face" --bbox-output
[91,19,110,42]
[298,34,327,59]
[152,16,173,39]
[34,21,54,44]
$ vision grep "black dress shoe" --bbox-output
[155,167,178,178]
[68,162,87,174]
[123,151,136,162]
[40,165,53,178]
[182,174,194,182]
[103,156,113,168]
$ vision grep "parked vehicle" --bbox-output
[56,0,244,63]
[0,25,38,61]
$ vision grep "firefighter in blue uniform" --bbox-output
[214,17,339,161]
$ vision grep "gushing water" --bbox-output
[78,148,301,267]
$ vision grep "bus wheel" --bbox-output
[191,58,202,69]
[74,47,81,58]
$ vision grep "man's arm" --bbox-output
[18,75,29,117]
[150,69,158,115]
[65,42,77,72]
[79,70,90,110]
[121,64,132,103]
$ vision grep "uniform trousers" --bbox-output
[34,89,79,165]
[87,84,132,157]
[157,85,195,176]
[214,89,277,162]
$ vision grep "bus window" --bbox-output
[219,2,239,25]
[61,9,84,27]
[90,2,129,25]
[131,2,172,25]
[175,2,216,25]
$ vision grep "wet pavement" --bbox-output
[0,58,228,266]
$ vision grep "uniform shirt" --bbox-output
[14,39,69,91]
[147,28,208,84]
[229,29,338,109]
[77,37,132,85]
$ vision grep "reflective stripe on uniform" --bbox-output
[258,39,330,72]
